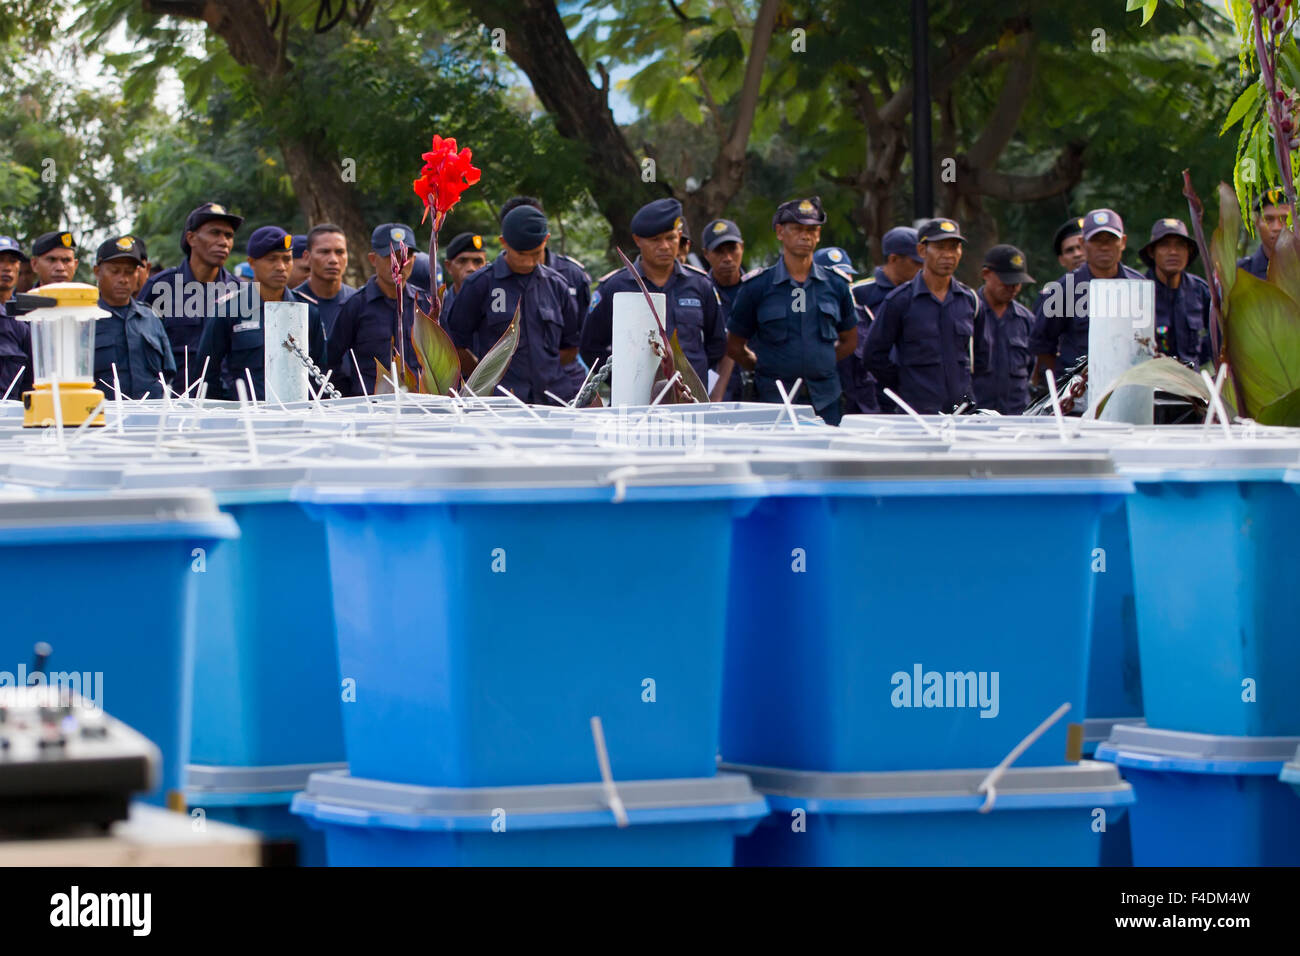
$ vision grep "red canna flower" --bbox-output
[413,134,481,229]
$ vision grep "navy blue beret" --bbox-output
[630,198,683,238]
[291,234,308,259]
[247,225,293,259]
[501,206,549,251]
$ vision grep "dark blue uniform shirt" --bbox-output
[840,268,900,414]
[862,270,981,415]
[139,259,243,391]
[326,276,425,398]
[198,286,325,401]
[1148,269,1211,367]
[444,255,581,404]
[710,271,751,401]
[582,259,725,386]
[293,281,357,339]
[972,288,1034,414]
[546,250,592,320]
[0,301,33,398]
[1236,246,1269,280]
[1028,262,1146,373]
[726,258,857,412]
[94,299,177,399]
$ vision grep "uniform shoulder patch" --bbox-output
[596,267,623,284]
[740,267,764,282]
[560,253,588,273]
[682,262,710,277]
[294,289,319,305]
[850,276,877,288]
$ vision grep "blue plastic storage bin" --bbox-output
[0,491,237,804]
[292,770,767,866]
[1096,724,1300,866]
[1282,746,1300,797]
[1084,504,1142,724]
[725,761,1133,866]
[295,459,760,787]
[187,763,344,867]
[721,455,1131,771]
[1122,466,1300,736]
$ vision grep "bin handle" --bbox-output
[589,716,628,828]
[1200,365,1232,441]
[881,388,941,438]
[976,701,1071,814]
[603,462,720,503]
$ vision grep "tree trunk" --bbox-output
[279,136,372,287]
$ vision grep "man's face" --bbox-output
[775,222,820,258]
[980,268,1021,308]
[1084,231,1125,273]
[187,221,236,269]
[1257,204,1292,254]
[887,254,922,283]
[1152,236,1190,277]
[17,260,34,293]
[1058,234,1085,270]
[0,253,21,300]
[921,238,962,278]
[703,240,744,285]
[368,250,415,287]
[290,257,312,287]
[33,248,77,285]
[133,262,148,295]
[251,250,291,293]
[633,229,679,271]
[94,259,139,307]
[445,250,487,289]
[308,232,348,285]
[501,237,547,275]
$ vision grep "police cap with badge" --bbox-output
[370,223,418,255]
[813,247,857,275]
[95,235,146,266]
[630,198,684,238]
[1052,217,1085,257]
[247,225,294,259]
[1254,187,1291,214]
[982,244,1035,284]
[772,196,827,228]
[180,202,244,256]
[32,231,77,257]
[702,219,742,251]
[918,218,966,243]
[1139,218,1198,268]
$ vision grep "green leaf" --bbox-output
[1223,270,1300,417]
[411,307,462,396]
[669,329,709,403]
[1220,83,1260,136]
[1093,357,1210,417]
[373,358,395,395]
[1212,181,1242,307]
[1255,388,1300,425]
[1267,229,1300,305]
[463,301,521,397]
[1141,0,1159,26]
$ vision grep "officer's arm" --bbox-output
[724,282,758,371]
[835,327,858,362]
[833,284,857,361]
[1027,290,1058,384]
[703,287,726,368]
[196,314,229,400]
[154,316,178,383]
[326,298,359,393]
[862,293,902,389]
[558,280,580,366]
[574,267,592,321]
[579,283,613,370]
[973,300,991,376]
[443,275,482,375]
[307,305,327,368]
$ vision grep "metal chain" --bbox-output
[574,358,613,408]
[283,333,343,399]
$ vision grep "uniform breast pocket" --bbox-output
[900,313,942,365]
[354,321,392,350]
[756,300,790,344]
[230,326,265,357]
[672,297,704,340]
[816,298,841,342]
[952,312,975,366]
[532,301,564,352]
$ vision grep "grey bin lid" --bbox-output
[0,461,311,492]
[187,762,348,795]
[1083,717,1146,742]
[1101,725,1300,762]
[301,770,761,816]
[744,452,1119,481]
[1110,443,1300,469]
[301,456,756,489]
[0,488,226,527]
[719,761,1129,799]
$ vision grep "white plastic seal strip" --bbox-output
[1200,364,1232,440]
[589,715,628,828]
[773,377,804,430]
[881,387,941,438]
[975,701,1071,814]
[1,365,24,401]
[1043,368,1069,443]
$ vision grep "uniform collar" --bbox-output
[873,266,894,288]
[772,257,827,285]
[97,298,137,318]
[908,268,957,301]
[631,256,684,287]
[182,259,235,285]
[364,275,418,302]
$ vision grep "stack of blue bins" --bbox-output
[1096,449,1300,865]
[719,452,1136,866]
[289,457,769,865]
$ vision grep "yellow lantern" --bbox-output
[15,282,107,428]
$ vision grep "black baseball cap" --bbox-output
[772,197,826,228]
[1052,217,1085,256]
[918,218,966,243]
[702,219,742,251]
[982,244,1034,284]
[181,202,244,256]
[95,235,146,266]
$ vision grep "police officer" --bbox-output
[972,244,1036,414]
[198,226,325,401]
[499,197,592,318]
[293,223,356,338]
[140,201,245,390]
[326,222,422,397]
[1029,208,1145,387]
[92,236,176,400]
[677,219,706,270]
[289,234,312,288]
[1141,218,1211,368]
[445,205,582,404]
[583,198,725,387]
[0,236,33,397]
[843,228,925,413]
[1052,217,1086,272]
[701,218,755,400]
[438,231,488,320]
[30,231,78,286]
[863,218,981,415]
[1237,187,1292,280]
[726,196,858,425]
[132,239,150,299]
